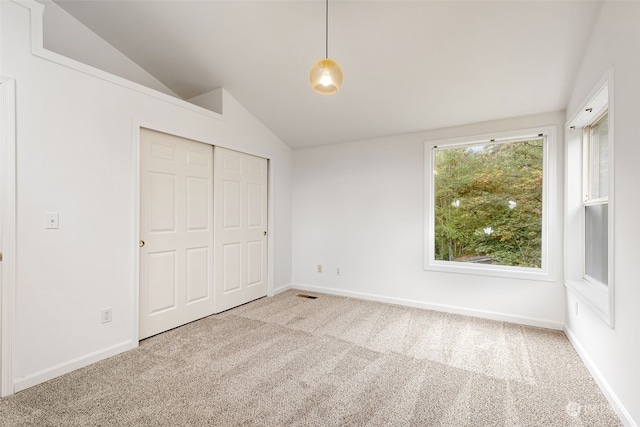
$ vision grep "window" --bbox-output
[584,112,609,286]
[425,127,557,281]
[565,71,614,326]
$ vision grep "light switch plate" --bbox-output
[46,212,59,229]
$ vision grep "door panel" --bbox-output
[140,129,214,339]
[147,251,177,314]
[186,247,209,303]
[149,173,176,232]
[247,240,263,286]
[186,177,209,230]
[223,179,242,228]
[222,243,242,293]
[214,147,268,313]
[247,183,263,227]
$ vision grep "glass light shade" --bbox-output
[309,58,343,95]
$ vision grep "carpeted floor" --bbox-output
[0,290,622,426]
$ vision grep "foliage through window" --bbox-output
[433,137,544,268]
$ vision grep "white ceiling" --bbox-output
[54,0,603,149]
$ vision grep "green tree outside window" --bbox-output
[434,138,544,268]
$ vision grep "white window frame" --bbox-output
[424,126,557,282]
[565,70,614,327]
[583,110,609,286]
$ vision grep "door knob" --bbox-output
[139,240,145,248]
[263,231,267,236]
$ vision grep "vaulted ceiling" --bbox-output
[54,0,603,148]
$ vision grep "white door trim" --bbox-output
[0,77,17,396]
[131,122,142,343]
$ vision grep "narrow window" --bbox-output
[565,71,613,326]
[583,112,609,286]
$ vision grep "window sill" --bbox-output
[565,279,613,327]
[425,260,556,282]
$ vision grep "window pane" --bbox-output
[434,138,543,268]
[585,203,608,285]
[589,113,608,199]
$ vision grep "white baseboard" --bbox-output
[273,283,293,296]
[564,327,637,427]
[14,339,137,393]
[292,283,564,330]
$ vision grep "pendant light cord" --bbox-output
[325,0,329,58]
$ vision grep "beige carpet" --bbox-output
[0,290,622,426]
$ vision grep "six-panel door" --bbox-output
[139,129,215,339]
[213,146,268,313]
[140,130,268,338]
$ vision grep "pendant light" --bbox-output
[309,0,343,95]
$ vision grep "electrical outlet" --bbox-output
[336,267,341,275]
[101,308,112,324]
[317,264,323,273]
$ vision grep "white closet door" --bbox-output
[139,129,214,339]
[213,147,268,313]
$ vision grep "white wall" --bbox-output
[36,0,179,98]
[564,2,640,425]
[1,0,292,391]
[293,111,566,328]
[189,89,223,115]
